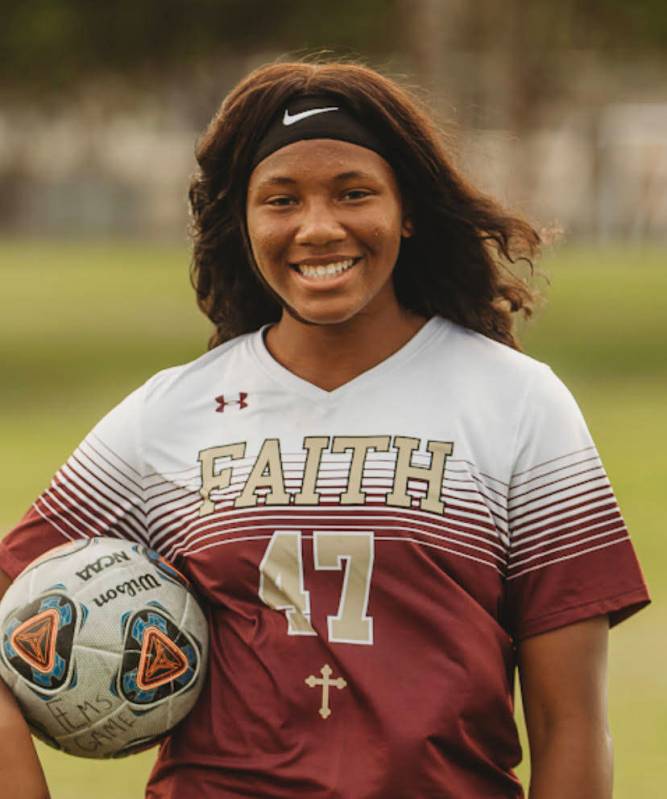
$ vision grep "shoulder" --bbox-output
[140,331,256,404]
[93,331,258,434]
[430,316,556,397]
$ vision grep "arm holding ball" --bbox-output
[0,569,50,799]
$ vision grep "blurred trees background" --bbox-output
[3,0,666,95]
[1,6,665,796]
[1,0,398,101]
[1,0,666,239]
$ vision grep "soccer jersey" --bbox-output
[0,316,649,798]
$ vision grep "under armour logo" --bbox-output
[215,393,248,412]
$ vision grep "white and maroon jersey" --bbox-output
[0,316,649,798]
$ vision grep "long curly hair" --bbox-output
[189,59,541,350]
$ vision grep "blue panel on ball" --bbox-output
[122,668,157,703]
[2,594,77,693]
[145,600,170,616]
[119,608,199,706]
[120,611,132,635]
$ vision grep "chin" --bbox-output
[292,307,362,327]
[287,299,364,327]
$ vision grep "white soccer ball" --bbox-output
[0,537,208,758]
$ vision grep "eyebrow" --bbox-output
[253,170,377,191]
[254,176,297,190]
[333,170,376,182]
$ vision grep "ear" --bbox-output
[401,215,414,238]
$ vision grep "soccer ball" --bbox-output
[0,537,208,758]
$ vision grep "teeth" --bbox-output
[296,259,356,279]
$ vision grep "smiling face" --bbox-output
[245,138,413,327]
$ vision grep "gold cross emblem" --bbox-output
[305,663,347,719]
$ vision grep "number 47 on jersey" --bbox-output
[258,531,374,646]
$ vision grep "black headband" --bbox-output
[250,94,390,170]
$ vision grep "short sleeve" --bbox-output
[504,365,650,640]
[0,384,149,580]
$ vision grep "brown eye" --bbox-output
[343,190,371,201]
[267,196,296,207]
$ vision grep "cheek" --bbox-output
[370,221,403,258]
[370,222,394,242]
[247,222,285,267]
[369,203,404,244]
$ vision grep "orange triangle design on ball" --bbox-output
[137,626,189,690]
[11,609,59,673]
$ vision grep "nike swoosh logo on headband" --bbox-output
[282,106,339,125]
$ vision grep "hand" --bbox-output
[0,673,51,799]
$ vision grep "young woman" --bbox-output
[0,60,650,798]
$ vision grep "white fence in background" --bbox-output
[0,103,666,240]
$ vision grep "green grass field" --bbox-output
[1,240,665,797]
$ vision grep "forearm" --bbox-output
[0,678,50,799]
[528,721,613,799]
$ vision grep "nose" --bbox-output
[293,199,346,246]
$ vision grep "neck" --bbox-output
[264,305,430,392]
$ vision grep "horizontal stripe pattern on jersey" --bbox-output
[0,316,649,799]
